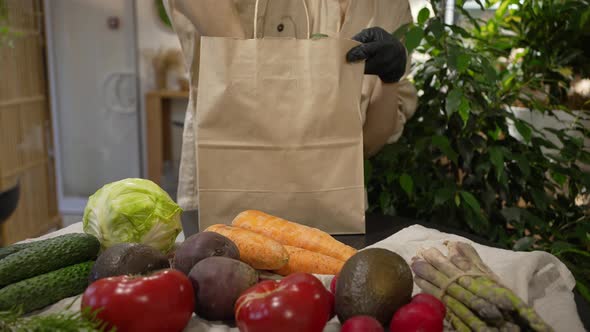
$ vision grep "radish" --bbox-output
[389,302,443,332]
[330,275,338,294]
[341,316,384,332]
[411,293,446,319]
[328,275,338,319]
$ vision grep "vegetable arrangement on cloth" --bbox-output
[411,241,554,332]
[2,176,577,332]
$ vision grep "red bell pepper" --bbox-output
[81,269,194,332]
[235,272,333,332]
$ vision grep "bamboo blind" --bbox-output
[0,0,61,245]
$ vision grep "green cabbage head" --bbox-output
[83,178,182,253]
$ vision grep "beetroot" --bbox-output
[172,232,239,275]
[389,302,443,332]
[411,293,446,319]
[189,256,258,321]
[341,316,384,332]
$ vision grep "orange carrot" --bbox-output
[231,210,357,261]
[204,224,289,270]
[273,245,345,276]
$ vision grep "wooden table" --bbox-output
[145,90,189,184]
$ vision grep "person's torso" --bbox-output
[169,0,411,106]
[235,0,405,40]
[169,0,410,67]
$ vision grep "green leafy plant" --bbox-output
[474,0,590,107]
[0,0,9,46]
[0,305,114,331]
[155,0,172,29]
[0,0,22,48]
[367,0,590,301]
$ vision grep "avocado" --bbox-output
[335,248,413,326]
[88,243,170,283]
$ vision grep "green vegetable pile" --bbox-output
[0,178,185,319]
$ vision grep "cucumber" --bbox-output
[0,233,100,287]
[0,261,94,314]
[0,234,66,260]
[0,242,35,260]
[0,234,74,260]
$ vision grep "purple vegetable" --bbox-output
[172,232,240,275]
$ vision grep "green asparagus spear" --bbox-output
[411,258,504,322]
[502,309,533,331]
[477,278,552,332]
[444,242,554,332]
[500,321,522,332]
[447,311,472,332]
[447,294,499,331]
[421,248,514,310]
[446,241,502,283]
[414,277,498,332]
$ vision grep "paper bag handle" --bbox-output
[253,0,311,39]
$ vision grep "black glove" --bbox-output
[346,27,407,83]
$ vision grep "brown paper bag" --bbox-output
[195,2,366,234]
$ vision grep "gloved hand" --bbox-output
[346,27,407,83]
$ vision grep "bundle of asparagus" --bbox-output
[411,241,554,332]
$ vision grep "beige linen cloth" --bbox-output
[163,0,418,212]
[29,222,585,331]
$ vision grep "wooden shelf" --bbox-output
[0,95,45,107]
[145,89,192,185]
